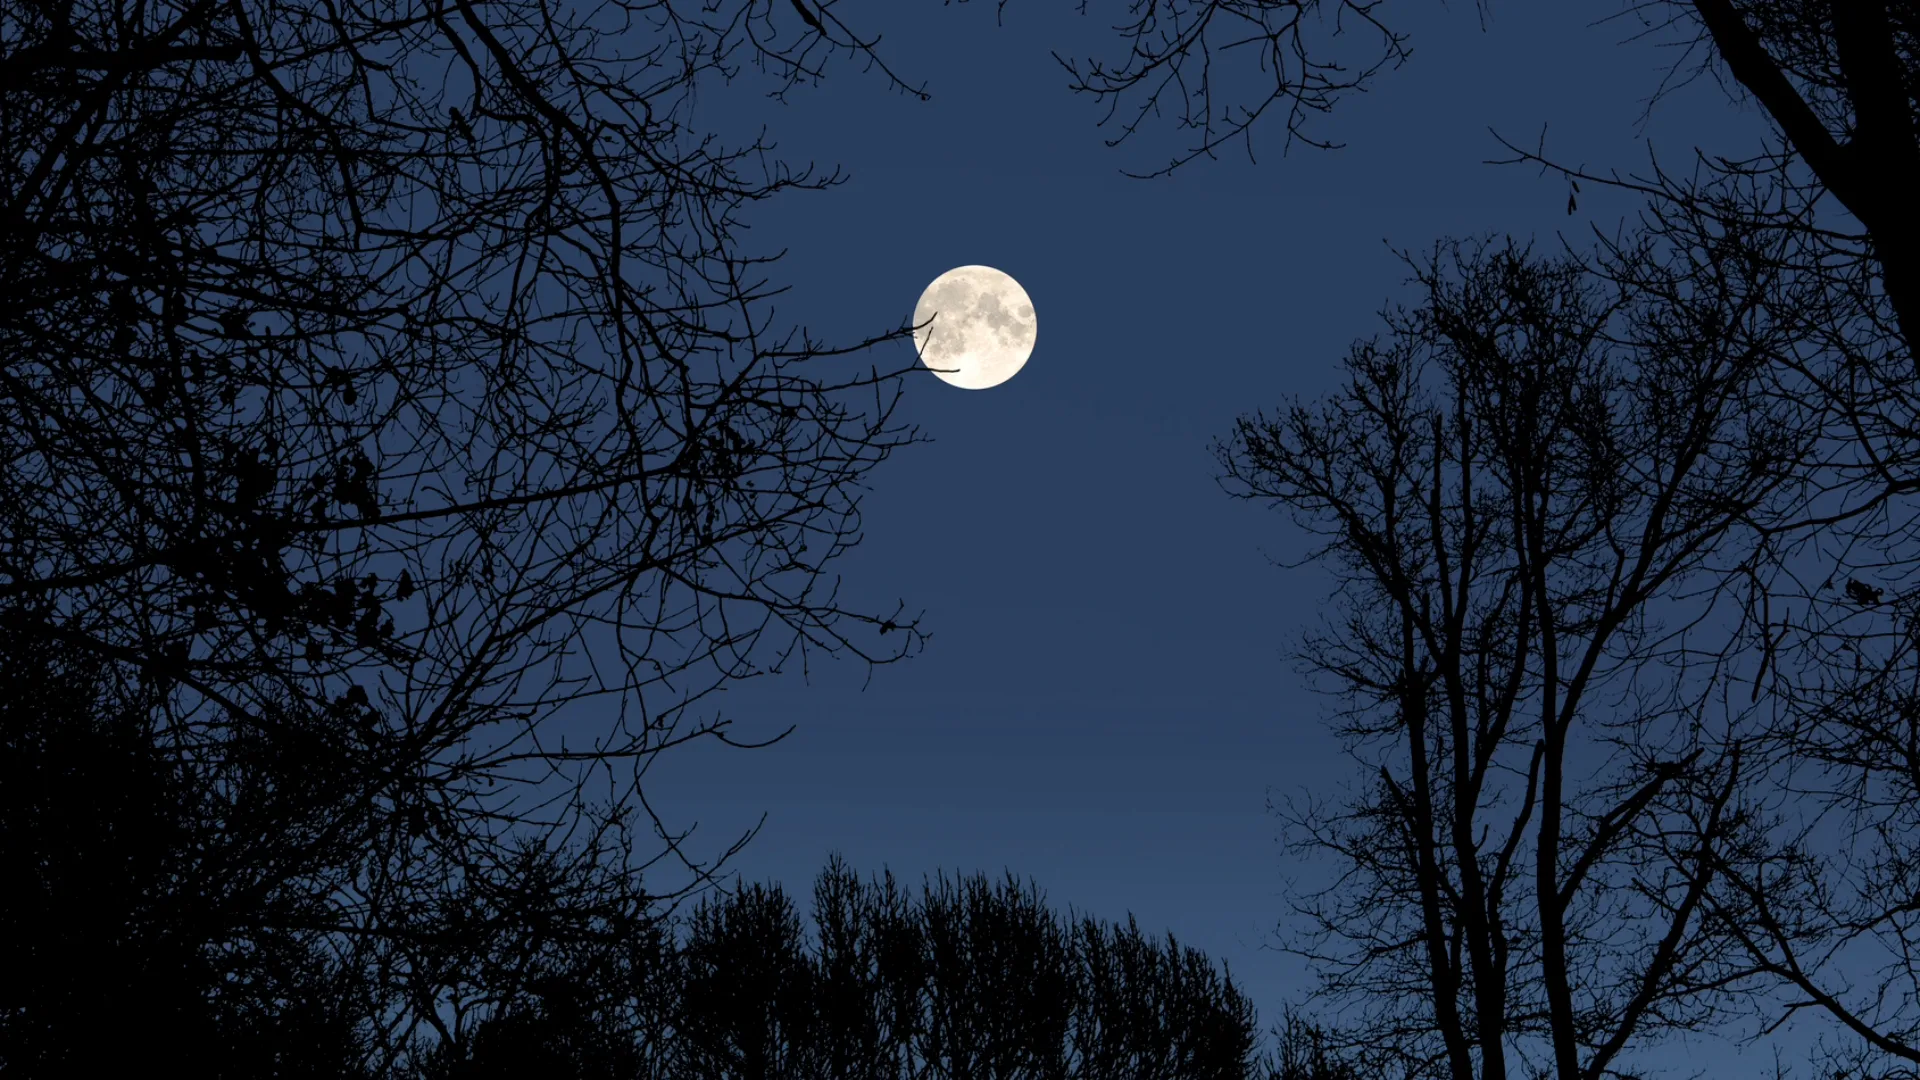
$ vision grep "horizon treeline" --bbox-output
[0,625,1298,1079]
[429,861,1283,1080]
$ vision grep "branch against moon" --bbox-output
[912,265,1038,390]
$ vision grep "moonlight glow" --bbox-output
[911,265,1037,390]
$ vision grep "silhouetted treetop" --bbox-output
[440,855,1280,1080]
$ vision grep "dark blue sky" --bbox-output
[631,1,1779,1069]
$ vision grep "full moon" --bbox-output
[911,265,1037,390]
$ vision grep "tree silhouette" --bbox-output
[0,619,1310,1073]
[1268,1013,1374,1080]
[677,881,822,1079]
[2,0,932,1060]
[435,855,1280,1079]
[1477,8,1920,1076]
[1213,236,1822,1080]
[0,611,375,1077]
[1045,2,1920,1076]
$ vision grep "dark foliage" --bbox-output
[0,615,375,1078]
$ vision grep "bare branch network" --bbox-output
[2,0,933,1057]
[977,0,1419,177]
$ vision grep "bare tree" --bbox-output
[1025,2,1920,1074]
[1215,236,1821,1080]
[2,0,933,1064]
[526,855,1275,1080]
[1490,8,1920,1077]
[1673,0,1920,345]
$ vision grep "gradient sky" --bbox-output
[622,2,1788,1071]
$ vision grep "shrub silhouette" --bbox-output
[0,617,371,1078]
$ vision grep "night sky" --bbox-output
[618,2,1778,1068]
